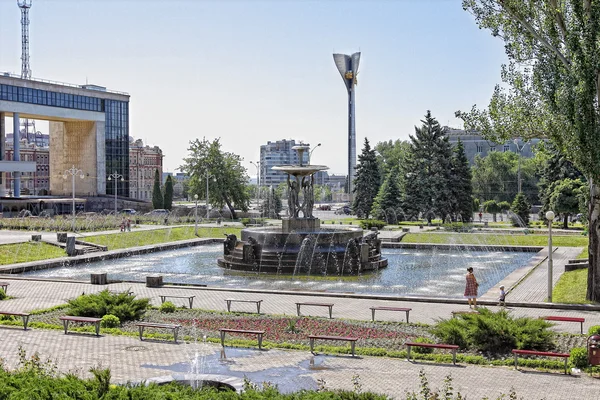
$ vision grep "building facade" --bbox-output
[129,138,163,201]
[444,127,542,165]
[0,74,130,198]
[259,139,310,186]
[4,139,49,195]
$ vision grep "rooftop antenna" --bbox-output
[17,0,32,80]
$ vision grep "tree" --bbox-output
[404,111,453,223]
[152,169,163,209]
[510,193,530,227]
[181,138,250,219]
[498,201,511,221]
[549,178,586,229]
[458,1,600,300]
[163,175,174,210]
[483,200,501,222]
[260,186,283,218]
[352,138,381,219]
[371,166,403,224]
[450,139,473,222]
[374,139,410,182]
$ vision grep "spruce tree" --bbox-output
[404,111,453,223]
[450,139,473,222]
[163,175,174,210]
[371,166,403,224]
[510,193,530,227]
[152,169,163,209]
[352,138,381,219]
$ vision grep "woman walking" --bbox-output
[464,267,479,308]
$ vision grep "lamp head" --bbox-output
[194,194,198,200]
[80,174,85,179]
[108,176,112,181]
[546,210,555,221]
[62,175,67,180]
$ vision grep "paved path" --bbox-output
[0,278,599,399]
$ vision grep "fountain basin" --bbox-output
[217,226,388,275]
[143,373,244,393]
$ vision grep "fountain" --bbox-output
[217,145,387,274]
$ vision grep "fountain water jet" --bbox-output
[218,145,387,274]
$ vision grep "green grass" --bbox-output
[578,247,589,259]
[84,226,242,250]
[0,242,66,265]
[553,268,591,304]
[401,232,589,247]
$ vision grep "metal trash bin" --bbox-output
[588,334,600,366]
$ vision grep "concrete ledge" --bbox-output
[382,242,543,252]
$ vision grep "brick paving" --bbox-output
[0,278,599,399]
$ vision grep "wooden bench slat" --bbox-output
[59,316,101,336]
[135,322,181,342]
[0,311,30,330]
[370,306,411,323]
[308,335,358,356]
[160,295,194,309]
[405,342,459,364]
[296,302,334,319]
[511,349,570,373]
[219,328,265,349]
[541,316,585,334]
[225,299,262,314]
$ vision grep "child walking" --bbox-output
[498,285,506,307]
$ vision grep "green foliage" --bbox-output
[450,139,473,222]
[569,347,589,369]
[554,269,590,304]
[0,288,6,301]
[100,314,120,328]
[159,301,177,313]
[497,201,511,212]
[588,326,600,336]
[67,290,150,322]
[370,166,403,224]
[374,139,410,182]
[547,178,587,229]
[510,193,530,227]
[152,169,163,209]
[353,138,381,219]
[431,308,554,353]
[358,219,387,230]
[483,200,501,223]
[164,175,174,210]
[181,138,250,219]
[411,337,435,354]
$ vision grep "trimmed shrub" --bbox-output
[358,219,386,230]
[411,337,435,354]
[159,301,177,313]
[0,288,6,301]
[431,308,554,353]
[100,314,120,328]
[588,325,600,336]
[569,347,589,369]
[67,290,150,322]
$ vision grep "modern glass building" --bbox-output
[0,74,130,197]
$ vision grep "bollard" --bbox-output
[146,275,163,288]
[66,236,76,256]
[91,273,108,285]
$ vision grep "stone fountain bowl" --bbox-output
[241,225,364,247]
[143,374,244,393]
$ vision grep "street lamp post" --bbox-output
[194,194,199,236]
[107,171,124,215]
[250,161,260,213]
[514,139,528,193]
[206,171,213,219]
[546,210,555,302]
[308,143,322,165]
[63,165,85,231]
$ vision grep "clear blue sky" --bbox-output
[0,0,507,175]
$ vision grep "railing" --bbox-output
[0,72,129,96]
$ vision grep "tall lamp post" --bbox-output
[546,210,555,302]
[308,143,322,164]
[206,171,214,219]
[107,171,124,215]
[194,193,199,236]
[250,161,260,213]
[63,165,85,231]
[514,139,528,193]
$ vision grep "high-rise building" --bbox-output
[259,139,310,186]
[128,138,163,201]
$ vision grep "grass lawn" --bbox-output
[0,242,66,265]
[402,232,589,247]
[84,226,242,250]
[553,268,590,304]
[578,247,589,259]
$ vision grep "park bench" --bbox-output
[308,335,358,357]
[160,295,195,309]
[0,311,30,330]
[219,328,265,349]
[405,342,460,365]
[135,322,182,342]
[225,299,263,314]
[370,306,411,323]
[541,316,585,334]
[59,316,102,336]
[0,282,9,294]
[451,310,479,318]
[511,349,570,374]
[296,302,334,319]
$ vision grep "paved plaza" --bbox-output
[0,276,599,399]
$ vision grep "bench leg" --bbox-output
[350,341,356,357]
[22,315,29,331]
[138,325,144,341]
[564,357,568,374]
[173,327,179,343]
[257,334,263,349]
[581,322,583,335]
[309,337,315,353]
[95,322,100,336]
[328,306,332,319]
[220,331,226,347]
[452,349,456,365]
[407,345,411,362]
[296,304,301,316]
[405,311,410,324]
[189,298,193,309]
[257,302,261,314]
[62,320,69,335]
[227,300,232,313]
[514,353,518,370]
[371,309,375,322]
[160,296,166,304]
